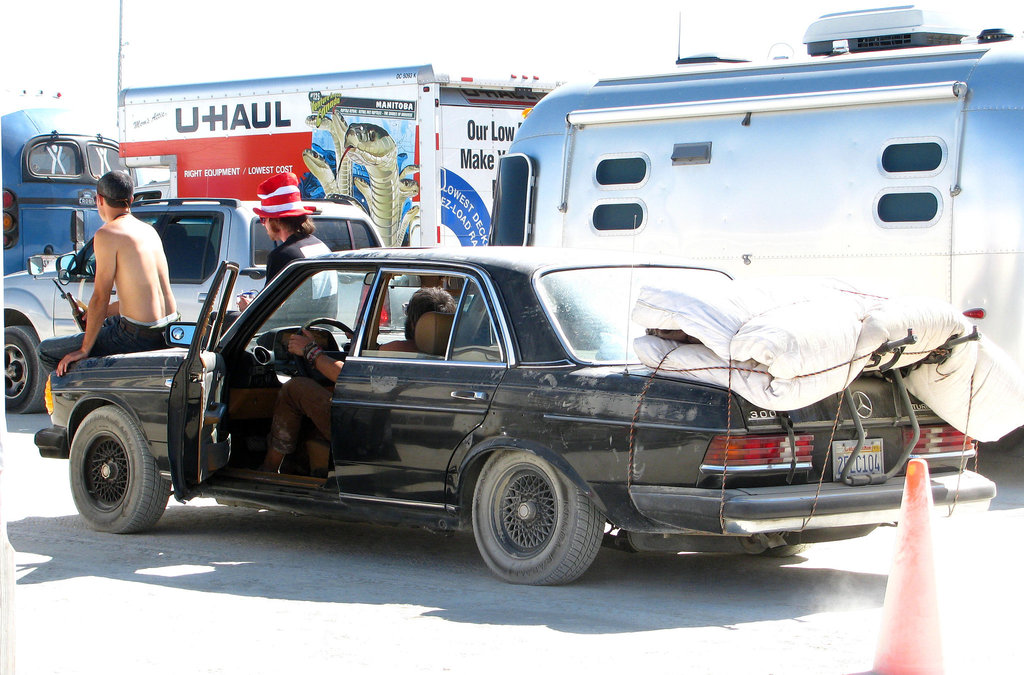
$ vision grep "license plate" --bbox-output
[832,438,884,480]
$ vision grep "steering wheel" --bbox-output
[303,317,354,337]
[292,317,354,381]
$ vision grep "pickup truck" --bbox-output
[3,197,380,413]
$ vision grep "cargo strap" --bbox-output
[628,326,980,533]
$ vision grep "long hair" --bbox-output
[272,215,315,236]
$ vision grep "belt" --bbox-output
[118,316,169,338]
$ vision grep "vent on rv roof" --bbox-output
[978,28,1013,43]
[804,6,967,57]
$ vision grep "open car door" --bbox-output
[166,261,238,500]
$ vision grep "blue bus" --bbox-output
[2,108,126,274]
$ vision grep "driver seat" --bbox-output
[414,312,454,356]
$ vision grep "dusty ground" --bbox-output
[3,413,1021,674]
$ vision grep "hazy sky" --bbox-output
[3,0,1023,133]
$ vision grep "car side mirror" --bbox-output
[27,254,55,276]
[54,252,79,284]
[165,323,197,347]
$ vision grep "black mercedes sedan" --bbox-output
[35,247,995,585]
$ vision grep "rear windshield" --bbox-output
[535,266,727,364]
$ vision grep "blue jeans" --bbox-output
[37,316,168,372]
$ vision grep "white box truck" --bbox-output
[119,65,555,247]
[490,6,1024,367]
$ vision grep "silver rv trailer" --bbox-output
[491,7,1024,365]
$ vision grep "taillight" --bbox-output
[908,425,975,457]
[702,433,814,470]
[2,188,17,249]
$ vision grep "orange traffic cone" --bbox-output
[871,458,944,675]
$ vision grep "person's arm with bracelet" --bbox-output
[287,329,343,381]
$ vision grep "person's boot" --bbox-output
[258,449,286,473]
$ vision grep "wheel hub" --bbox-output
[5,345,27,396]
[100,461,119,481]
[86,437,130,509]
[516,501,537,521]
[499,469,557,554]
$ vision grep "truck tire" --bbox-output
[69,406,170,533]
[472,450,604,585]
[5,325,46,414]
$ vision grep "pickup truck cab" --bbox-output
[3,197,379,412]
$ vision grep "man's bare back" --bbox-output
[96,214,176,323]
[39,171,178,376]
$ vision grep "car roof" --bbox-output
[317,246,726,276]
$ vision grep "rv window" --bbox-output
[596,157,648,186]
[491,154,533,245]
[593,202,645,231]
[877,192,939,224]
[881,142,943,173]
[26,142,83,178]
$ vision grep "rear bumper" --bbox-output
[629,470,996,535]
[35,425,69,459]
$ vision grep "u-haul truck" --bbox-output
[119,65,555,247]
[491,6,1024,367]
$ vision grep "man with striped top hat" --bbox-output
[237,172,330,310]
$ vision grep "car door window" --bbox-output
[360,272,500,362]
[246,268,370,349]
[449,279,503,363]
[361,273,459,358]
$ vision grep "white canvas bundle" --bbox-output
[633,335,856,411]
[631,276,1024,441]
[904,335,1024,441]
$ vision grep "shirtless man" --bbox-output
[37,171,178,376]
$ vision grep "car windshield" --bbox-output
[535,265,726,364]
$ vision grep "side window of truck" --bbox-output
[310,217,379,251]
[313,218,354,251]
[156,213,223,283]
[251,217,379,266]
[349,220,377,248]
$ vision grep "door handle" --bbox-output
[198,292,207,302]
[451,390,489,402]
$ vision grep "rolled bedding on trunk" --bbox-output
[632,277,1024,441]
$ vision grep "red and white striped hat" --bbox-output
[253,172,315,218]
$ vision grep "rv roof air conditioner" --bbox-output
[804,5,967,57]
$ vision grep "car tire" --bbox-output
[472,450,603,585]
[5,325,46,414]
[69,406,170,533]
